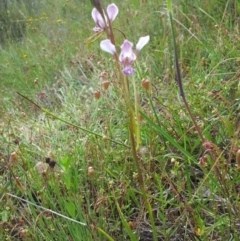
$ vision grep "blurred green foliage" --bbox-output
[0,0,27,43]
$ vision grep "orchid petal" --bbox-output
[123,67,135,76]
[136,35,150,52]
[91,8,105,30]
[107,3,119,22]
[100,39,116,55]
[119,40,136,65]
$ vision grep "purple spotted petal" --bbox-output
[100,39,116,55]
[107,3,119,22]
[119,40,136,66]
[136,35,150,53]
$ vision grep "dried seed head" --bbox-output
[93,90,101,99]
[128,221,134,230]
[102,135,108,142]
[99,71,107,79]
[236,149,240,168]
[171,158,176,165]
[9,151,18,164]
[34,78,39,85]
[19,228,28,239]
[102,81,110,90]
[34,162,48,176]
[199,156,207,167]
[141,79,150,91]
[139,146,148,156]
[88,166,94,177]
[13,137,20,145]
[203,141,215,150]
[45,157,51,164]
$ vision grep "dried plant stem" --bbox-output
[167,3,205,144]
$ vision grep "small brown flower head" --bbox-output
[141,79,150,91]
[39,92,46,100]
[9,151,18,164]
[128,221,134,230]
[102,81,110,90]
[21,112,26,118]
[88,166,94,177]
[19,228,28,239]
[34,78,39,85]
[99,71,107,79]
[170,157,176,165]
[199,155,207,167]
[203,141,215,150]
[93,90,101,99]
[139,146,148,156]
[45,157,51,164]
[13,137,20,145]
[102,135,108,142]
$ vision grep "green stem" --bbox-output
[96,227,115,241]
[133,78,141,150]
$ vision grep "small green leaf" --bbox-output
[1,210,9,222]
[65,201,76,218]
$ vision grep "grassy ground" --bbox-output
[1,0,240,240]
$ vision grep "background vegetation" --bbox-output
[1,0,240,240]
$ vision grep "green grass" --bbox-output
[1,0,240,240]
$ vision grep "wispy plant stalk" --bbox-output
[167,0,205,144]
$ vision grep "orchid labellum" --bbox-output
[100,36,150,75]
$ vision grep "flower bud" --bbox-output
[128,221,134,230]
[9,151,18,164]
[141,79,150,91]
[93,90,101,99]
[88,166,94,177]
[19,228,28,239]
[102,81,110,90]
[34,78,38,85]
[199,156,207,167]
[102,135,108,142]
[202,141,215,150]
[90,0,103,16]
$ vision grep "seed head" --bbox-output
[93,90,101,99]
[102,81,110,90]
[141,79,150,91]
[88,166,94,177]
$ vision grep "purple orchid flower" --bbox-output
[100,36,150,76]
[91,3,119,32]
